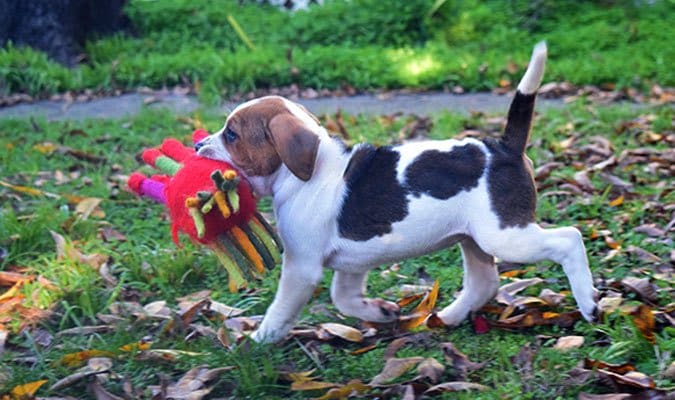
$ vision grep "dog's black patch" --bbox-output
[338,144,408,241]
[404,145,486,199]
[483,138,536,228]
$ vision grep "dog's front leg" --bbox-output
[251,254,323,343]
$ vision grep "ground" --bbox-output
[0,95,673,398]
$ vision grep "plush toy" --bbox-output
[127,129,282,292]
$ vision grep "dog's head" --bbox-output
[196,96,321,193]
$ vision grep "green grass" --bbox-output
[1,0,673,101]
[0,100,672,398]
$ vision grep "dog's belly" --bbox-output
[327,194,474,272]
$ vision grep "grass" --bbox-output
[0,99,673,398]
[0,0,673,101]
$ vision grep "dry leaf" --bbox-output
[441,342,486,380]
[621,277,658,303]
[148,366,232,400]
[369,357,424,386]
[51,230,109,269]
[496,278,544,305]
[350,343,377,355]
[398,280,439,330]
[291,380,339,391]
[75,197,104,220]
[319,323,363,342]
[88,379,125,400]
[59,350,116,367]
[596,370,655,390]
[608,195,624,207]
[578,393,632,400]
[630,304,656,344]
[314,380,370,400]
[424,381,488,394]
[10,379,48,397]
[598,294,623,314]
[553,336,585,351]
[416,357,445,383]
[584,359,636,375]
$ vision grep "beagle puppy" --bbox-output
[196,42,598,343]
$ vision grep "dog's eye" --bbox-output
[224,127,238,143]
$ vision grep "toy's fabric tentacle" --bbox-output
[142,148,181,175]
[212,246,247,292]
[128,172,167,204]
[192,129,209,144]
[160,138,194,163]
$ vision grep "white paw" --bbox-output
[437,303,470,327]
[577,288,599,322]
[363,298,401,322]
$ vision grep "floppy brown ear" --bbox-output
[268,113,320,181]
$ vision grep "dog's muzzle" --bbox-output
[194,140,206,152]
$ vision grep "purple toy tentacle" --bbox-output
[140,178,167,204]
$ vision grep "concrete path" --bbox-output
[0,91,565,121]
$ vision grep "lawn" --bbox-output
[0,99,673,398]
[1,0,674,102]
[0,0,673,397]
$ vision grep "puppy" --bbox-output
[196,42,598,343]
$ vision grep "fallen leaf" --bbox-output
[471,314,490,334]
[584,359,636,375]
[424,381,488,394]
[51,230,109,269]
[598,294,623,314]
[291,380,339,391]
[578,393,632,400]
[596,370,655,390]
[50,357,113,391]
[147,366,232,400]
[88,379,125,400]
[396,292,425,307]
[119,340,152,352]
[398,280,439,330]
[369,357,424,386]
[75,197,104,220]
[496,278,544,305]
[608,195,624,207]
[416,357,445,383]
[441,342,486,380]
[59,349,116,367]
[630,304,656,344]
[553,336,585,351]
[633,224,666,237]
[621,277,658,303]
[350,343,377,355]
[10,379,48,397]
[314,380,370,400]
[538,288,566,307]
[319,322,363,342]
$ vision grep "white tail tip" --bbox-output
[517,41,547,95]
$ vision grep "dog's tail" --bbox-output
[501,41,547,154]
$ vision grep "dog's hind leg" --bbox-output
[474,224,598,321]
[331,271,400,322]
[437,237,498,326]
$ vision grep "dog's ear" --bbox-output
[268,113,320,181]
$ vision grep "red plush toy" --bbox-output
[127,129,282,292]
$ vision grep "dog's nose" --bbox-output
[194,140,205,152]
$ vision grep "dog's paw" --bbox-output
[436,304,470,327]
[363,298,400,322]
[578,288,600,323]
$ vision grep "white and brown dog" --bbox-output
[196,42,598,343]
